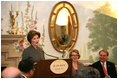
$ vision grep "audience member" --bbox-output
[78,67,100,78]
[69,49,84,78]
[91,50,117,78]
[1,67,22,78]
[18,58,35,78]
[22,30,45,62]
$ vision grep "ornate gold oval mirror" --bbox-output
[49,1,79,53]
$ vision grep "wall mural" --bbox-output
[86,2,117,64]
[1,1,117,64]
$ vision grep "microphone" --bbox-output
[44,52,59,59]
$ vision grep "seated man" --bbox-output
[91,50,117,78]
[1,67,22,78]
[18,58,35,78]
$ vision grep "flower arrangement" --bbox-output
[1,18,3,34]
[14,1,45,53]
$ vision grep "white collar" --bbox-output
[100,61,106,65]
[22,74,27,78]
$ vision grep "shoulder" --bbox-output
[23,45,33,53]
[37,46,42,50]
[90,61,101,69]
[107,61,115,66]
[37,47,44,52]
[92,61,100,66]
[78,62,84,66]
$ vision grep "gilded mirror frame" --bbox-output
[49,1,79,53]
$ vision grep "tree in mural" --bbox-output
[86,2,117,64]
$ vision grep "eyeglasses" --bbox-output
[71,55,78,56]
[100,55,107,57]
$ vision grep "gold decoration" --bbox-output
[9,9,19,34]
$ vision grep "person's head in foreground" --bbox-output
[1,67,22,78]
[78,67,100,78]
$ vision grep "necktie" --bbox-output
[102,62,107,76]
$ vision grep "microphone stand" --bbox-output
[44,52,59,59]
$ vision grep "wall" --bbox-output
[1,1,117,65]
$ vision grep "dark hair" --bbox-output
[78,67,100,78]
[18,58,34,73]
[15,74,24,78]
[27,30,40,44]
[99,50,109,56]
[69,49,80,59]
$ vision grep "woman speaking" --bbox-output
[22,30,45,62]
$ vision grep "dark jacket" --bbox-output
[72,62,84,78]
[91,61,117,78]
[22,45,45,62]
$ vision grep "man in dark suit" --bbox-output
[91,50,117,78]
